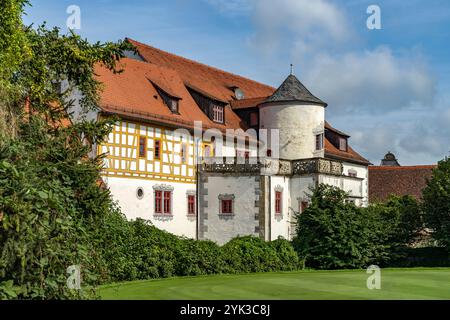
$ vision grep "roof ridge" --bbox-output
[369,165,437,170]
[126,38,276,91]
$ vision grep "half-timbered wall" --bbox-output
[98,120,196,183]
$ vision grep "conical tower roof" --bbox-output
[265,74,327,107]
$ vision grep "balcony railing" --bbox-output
[199,157,343,176]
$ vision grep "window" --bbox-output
[136,187,144,200]
[315,134,323,151]
[267,149,272,157]
[155,85,179,114]
[219,194,235,215]
[154,185,174,216]
[300,201,309,213]
[181,143,187,164]
[154,139,161,160]
[139,136,146,158]
[212,105,224,123]
[250,112,258,126]
[155,190,162,213]
[187,195,195,215]
[275,191,282,214]
[164,191,171,214]
[348,169,357,178]
[203,143,213,158]
[339,137,347,151]
[221,200,233,214]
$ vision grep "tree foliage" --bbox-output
[294,184,423,269]
[422,158,450,250]
[0,1,131,299]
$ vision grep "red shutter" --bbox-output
[164,191,171,214]
[155,191,162,213]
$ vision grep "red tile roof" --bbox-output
[369,165,436,202]
[94,38,368,164]
[95,58,245,132]
[127,38,276,103]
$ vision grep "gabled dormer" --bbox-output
[325,121,350,152]
[186,83,227,124]
[149,79,181,114]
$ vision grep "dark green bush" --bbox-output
[388,247,450,267]
[95,217,300,283]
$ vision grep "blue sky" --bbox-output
[23,0,450,165]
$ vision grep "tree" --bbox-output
[422,158,450,250]
[293,184,390,269]
[0,1,132,299]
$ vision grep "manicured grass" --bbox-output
[99,268,450,300]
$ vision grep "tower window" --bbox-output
[315,134,324,151]
[300,201,309,213]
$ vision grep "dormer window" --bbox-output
[156,87,179,114]
[151,81,180,114]
[187,86,226,124]
[212,105,224,123]
[339,137,347,151]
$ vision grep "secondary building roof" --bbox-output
[369,165,436,202]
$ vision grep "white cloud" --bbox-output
[303,47,436,112]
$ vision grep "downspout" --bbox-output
[195,137,200,240]
[269,175,272,241]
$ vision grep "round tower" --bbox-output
[259,74,327,160]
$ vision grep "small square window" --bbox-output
[221,199,233,214]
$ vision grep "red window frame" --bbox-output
[154,139,161,160]
[221,199,233,214]
[155,190,162,213]
[275,191,282,214]
[187,195,195,215]
[139,136,146,158]
[163,191,171,214]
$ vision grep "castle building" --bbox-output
[70,38,370,244]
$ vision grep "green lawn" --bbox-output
[99,268,450,300]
